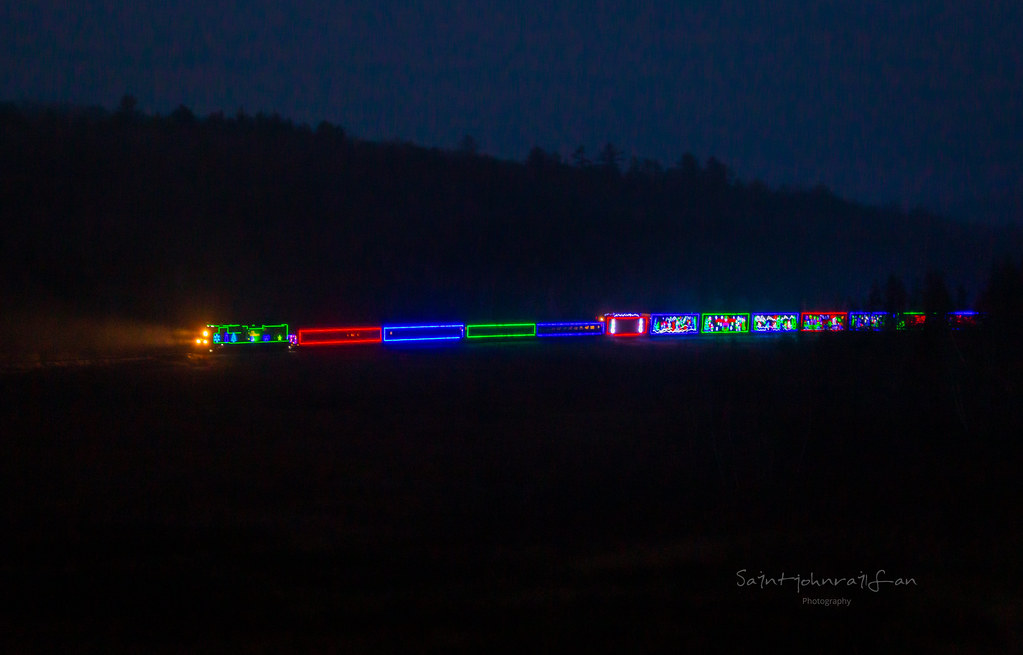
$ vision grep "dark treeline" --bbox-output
[3,99,1021,326]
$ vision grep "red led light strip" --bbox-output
[298,326,383,345]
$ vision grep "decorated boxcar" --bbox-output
[701,313,749,334]
[650,314,701,336]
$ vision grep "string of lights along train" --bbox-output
[194,312,983,348]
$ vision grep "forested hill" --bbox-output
[3,101,1020,326]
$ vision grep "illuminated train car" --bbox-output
[649,314,700,336]
[382,324,466,343]
[800,312,847,332]
[602,313,650,337]
[849,312,888,331]
[298,326,382,346]
[536,321,605,337]
[751,313,798,333]
[465,323,536,339]
[896,312,927,331]
[701,313,749,334]
[206,323,291,348]
[849,312,889,331]
[948,311,982,329]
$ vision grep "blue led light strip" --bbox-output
[382,324,466,342]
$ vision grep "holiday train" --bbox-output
[195,311,983,349]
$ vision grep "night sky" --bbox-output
[4,1,1021,216]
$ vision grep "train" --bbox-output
[196,311,984,350]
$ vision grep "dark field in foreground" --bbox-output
[2,335,1022,652]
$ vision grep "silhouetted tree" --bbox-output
[626,156,663,180]
[315,120,346,142]
[117,94,138,115]
[676,152,700,179]
[571,145,590,168]
[525,146,561,170]
[235,107,252,127]
[170,104,196,125]
[114,94,140,125]
[704,157,731,187]
[597,142,623,172]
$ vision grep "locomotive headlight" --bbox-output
[202,330,209,337]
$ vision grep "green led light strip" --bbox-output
[465,323,537,339]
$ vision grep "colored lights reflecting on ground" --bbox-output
[650,314,700,336]
[800,313,847,332]
[208,324,289,344]
[849,312,889,331]
[382,324,465,342]
[605,314,649,337]
[701,314,749,333]
[298,327,382,345]
[465,323,537,339]
[536,322,605,337]
[752,313,798,333]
